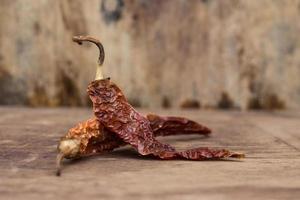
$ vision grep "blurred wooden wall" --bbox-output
[0,0,300,109]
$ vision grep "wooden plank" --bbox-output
[245,111,300,151]
[0,107,299,200]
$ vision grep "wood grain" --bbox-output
[0,107,299,200]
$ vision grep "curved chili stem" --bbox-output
[72,36,105,80]
[56,153,65,176]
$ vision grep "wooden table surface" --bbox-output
[0,107,299,200]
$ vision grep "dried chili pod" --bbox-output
[56,118,124,176]
[72,35,244,160]
[56,36,213,175]
[57,114,211,174]
[56,35,244,176]
[87,78,244,160]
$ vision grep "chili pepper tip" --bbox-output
[230,152,245,159]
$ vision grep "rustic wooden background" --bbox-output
[1,107,299,199]
[0,0,300,109]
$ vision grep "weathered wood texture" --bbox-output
[0,107,299,200]
[1,0,300,109]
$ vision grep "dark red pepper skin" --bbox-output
[147,114,211,137]
[88,78,243,160]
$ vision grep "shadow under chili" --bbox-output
[62,148,244,165]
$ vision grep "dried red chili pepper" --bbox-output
[56,115,211,175]
[56,35,244,176]
[87,78,243,160]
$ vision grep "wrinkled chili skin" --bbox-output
[88,78,176,158]
[88,78,244,160]
[65,118,124,156]
[147,114,211,137]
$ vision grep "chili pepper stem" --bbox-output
[56,138,81,176]
[95,66,104,80]
[72,36,105,80]
[56,153,64,176]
